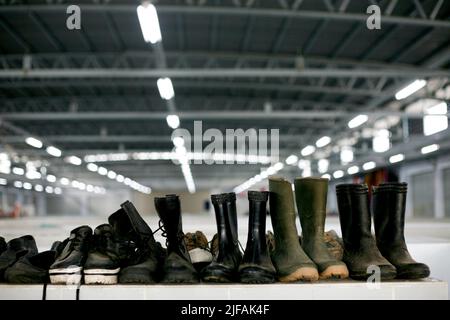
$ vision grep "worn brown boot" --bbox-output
[269,177,319,282]
[295,178,349,279]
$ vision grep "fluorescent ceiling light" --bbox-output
[78,182,86,191]
[46,146,62,157]
[166,114,180,129]
[321,174,331,180]
[340,146,354,164]
[45,186,54,194]
[14,181,23,188]
[87,185,94,193]
[395,79,427,100]
[116,175,125,183]
[333,170,344,179]
[98,167,108,176]
[348,115,368,129]
[46,174,57,183]
[318,159,329,174]
[12,167,25,176]
[136,3,162,44]
[373,129,390,153]
[424,102,448,136]
[26,170,41,180]
[23,182,32,190]
[87,163,98,172]
[54,187,62,195]
[25,137,43,149]
[285,155,298,165]
[34,184,43,192]
[316,136,331,148]
[157,77,175,100]
[301,145,316,156]
[274,162,284,171]
[107,171,117,180]
[172,136,185,148]
[362,161,376,171]
[66,156,82,166]
[347,165,360,175]
[421,144,439,154]
[389,153,405,164]
[0,178,7,185]
[302,167,312,178]
[60,177,70,185]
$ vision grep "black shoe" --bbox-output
[108,201,164,284]
[239,191,276,284]
[373,182,430,279]
[202,193,242,283]
[49,225,92,284]
[83,224,123,285]
[4,242,61,284]
[0,237,6,255]
[155,195,198,284]
[0,235,38,281]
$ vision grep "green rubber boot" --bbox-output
[295,177,349,280]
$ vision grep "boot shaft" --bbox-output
[243,191,269,262]
[373,182,408,246]
[294,177,328,239]
[211,193,238,249]
[336,184,373,248]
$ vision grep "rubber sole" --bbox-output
[49,266,83,285]
[162,269,199,284]
[202,267,236,283]
[278,267,319,282]
[240,268,275,284]
[84,268,120,285]
[319,265,349,280]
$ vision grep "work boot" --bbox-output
[155,194,198,283]
[239,191,276,284]
[336,184,396,280]
[373,182,430,279]
[295,178,348,279]
[49,226,92,284]
[109,201,164,284]
[184,231,212,272]
[0,237,6,255]
[202,193,242,283]
[269,177,319,282]
[0,235,38,281]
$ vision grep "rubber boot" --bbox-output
[239,191,276,284]
[373,182,430,279]
[269,177,319,282]
[295,178,349,279]
[155,194,198,283]
[202,193,242,282]
[336,184,396,280]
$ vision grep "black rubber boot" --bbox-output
[155,194,198,283]
[269,177,319,282]
[336,184,396,280]
[0,235,38,281]
[109,201,164,284]
[239,191,276,284]
[295,177,349,279]
[373,182,430,279]
[202,192,242,283]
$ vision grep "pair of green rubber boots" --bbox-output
[269,177,349,282]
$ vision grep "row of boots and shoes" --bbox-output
[0,178,429,285]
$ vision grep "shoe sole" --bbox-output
[49,266,83,285]
[240,268,275,284]
[84,268,120,285]
[319,265,349,280]
[278,267,319,282]
[162,269,199,284]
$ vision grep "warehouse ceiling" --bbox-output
[0,0,450,193]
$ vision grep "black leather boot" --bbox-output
[373,182,430,279]
[239,191,276,283]
[202,192,242,283]
[109,201,165,284]
[0,235,38,281]
[155,194,198,283]
[336,184,396,280]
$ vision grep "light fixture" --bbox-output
[87,185,95,193]
[373,129,390,153]
[107,171,117,180]
[340,146,354,164]
[395,79,427,100]
[45,186,54,194]
[87,163,98,172]
[0,178,7,185]
[389,153,405,164]
[423,102,448,136]
[54,187,62,195]
[348,115,368,129]
[301,145,316,156]
[333,170,344,179]
[321,174,331,180]
[23,182,32,190]
[274,162,284,171]
[98,167,108,175]
[60,177,70,185]
[46,174,57,183]
[347,165,360,175]
[172,136,185,148]
[166,114,180,129]
[362,161,376,171]
[157,77,175,100]
[136,3,162,44]
[316,136,331,148]
[26,170,41,180]
[34,184,43,192]
[14,181,23,188]
[285,155,298,165]
[12,167,25,176]
[421,144,439,154]
[46,146,62,157]
[116,175,125,183]
[78,182,86,191]
[318,159,329,174]
[66,156,82,166]
[25,137,43,149]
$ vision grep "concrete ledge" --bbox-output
[0,284,44,300]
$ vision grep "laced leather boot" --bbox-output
[373,182,430,279]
